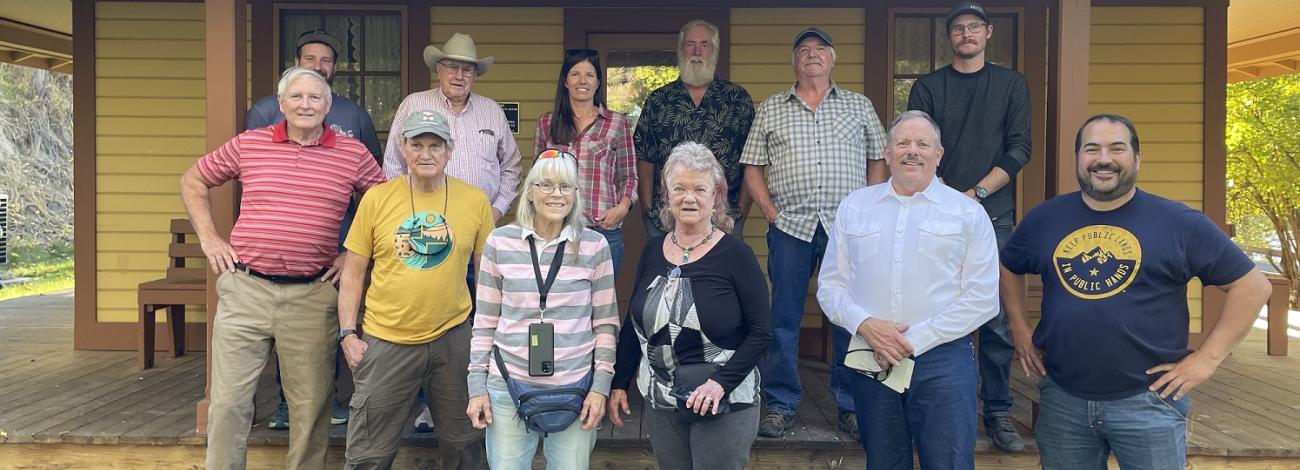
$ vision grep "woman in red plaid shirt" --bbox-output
[534,48,639,276]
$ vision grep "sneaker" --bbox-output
[268,400,289,430]
[758,410,794,438]
[413,406,434,433]
[985,414,1026,452]
[837,411,859,441]
[330,401,349,425]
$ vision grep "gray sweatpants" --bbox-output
[643,402,760,470]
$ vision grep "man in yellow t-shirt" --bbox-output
[336,109,493,469]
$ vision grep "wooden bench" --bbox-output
[137,218,206,369]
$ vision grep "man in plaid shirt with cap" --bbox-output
[741,26,888,440]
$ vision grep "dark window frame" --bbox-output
[276,8,404,129]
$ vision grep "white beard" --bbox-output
[679,59,716,87]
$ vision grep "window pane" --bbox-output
[893,78,916,120]
[365,15,401,72]
[282,15,320,70]
[894,18,931,75]
[323,15,362,73]
[933,17,953,69]
[365,75,401,130]
[988,16,1015,68]
[332,74,362,104]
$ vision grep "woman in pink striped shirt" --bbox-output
[466,149,620,469]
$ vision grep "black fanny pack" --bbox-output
[493,347,591,435]
[668,362,730,420]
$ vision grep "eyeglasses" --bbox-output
[949,21,988,36]
[438,60,477,77]
[533,182,576,196]
[536,149,576,161]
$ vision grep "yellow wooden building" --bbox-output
[69,0,1230,357]
[7,0,1300,467]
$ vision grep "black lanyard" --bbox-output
[528,237,567,320]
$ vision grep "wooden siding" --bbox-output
[1088,6,1206,330]
[94,2,207,324]
[730,8,867,333]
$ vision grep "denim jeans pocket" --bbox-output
[1148,391,1190,421]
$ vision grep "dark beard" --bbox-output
[1077,165,1137,202]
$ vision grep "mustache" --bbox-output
[1088,163,1120,172]
[900,155,924,165]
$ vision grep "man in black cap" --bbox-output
[244,29,384,431]
[742,25,888,440]
[907,0,1032,452]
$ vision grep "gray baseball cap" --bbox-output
[793,27,833,49]
[401,110,453,144]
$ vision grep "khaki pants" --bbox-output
[205,270,338,470]
[345,322,486,470]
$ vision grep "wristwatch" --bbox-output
[973,185,989,200]
[339,329,357,343]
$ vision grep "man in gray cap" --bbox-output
[741,26,888,440]
[338,109,493,469]
[244,29,381,431]
[907,0,1032,451]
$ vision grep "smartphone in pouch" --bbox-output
[528,322,555,377]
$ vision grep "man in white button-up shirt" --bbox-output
[818,110,999,469]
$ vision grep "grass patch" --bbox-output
[0,240,74,301]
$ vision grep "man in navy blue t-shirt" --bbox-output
[1000,114,1270,469]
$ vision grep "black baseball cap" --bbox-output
[946,0,990,28]
[792,27,833,49]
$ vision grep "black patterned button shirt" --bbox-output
[634,78,755,233]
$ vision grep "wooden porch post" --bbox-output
[197,0,246,435]
[1049,0,1089,196]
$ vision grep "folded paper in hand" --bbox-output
[844,334,915,393]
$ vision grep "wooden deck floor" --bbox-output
[2,292,1300,468]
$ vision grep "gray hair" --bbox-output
[678,20,721,64]
[516,153,585,245]
[658,142,734,233]
[276,66,333,108]
[888,110,942,144]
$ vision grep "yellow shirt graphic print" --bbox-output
[1052,225,1142,300]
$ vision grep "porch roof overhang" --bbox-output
[0,1,72,73]
[1227,0,1300,82]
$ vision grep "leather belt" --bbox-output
[236,263,325,284]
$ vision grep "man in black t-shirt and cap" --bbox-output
[907,0,1032,452]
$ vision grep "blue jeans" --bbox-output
[762,224,855,415]
[978,218,1016,417]
[485,385,596,470]
[850,336,978,470]
[591,226,624,277]
[1036,377,1189,470]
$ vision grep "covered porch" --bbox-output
[2,292,1299,468]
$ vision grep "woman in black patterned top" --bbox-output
[609,142,771,469]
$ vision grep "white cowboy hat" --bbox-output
[423,33,493,76]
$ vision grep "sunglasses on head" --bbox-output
[565,48,599,58]
[537,149,576,161]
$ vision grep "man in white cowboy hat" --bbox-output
[381,31,523,433]
[383,32,522,223]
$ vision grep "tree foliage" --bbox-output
[605,65,679,125]
[0,63,74,249]
[1225,73,1300,305]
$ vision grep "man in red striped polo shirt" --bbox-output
[181,66,385,470]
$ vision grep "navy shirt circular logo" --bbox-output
[1052,225,1142,299]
